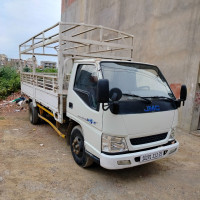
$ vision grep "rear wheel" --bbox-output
[70,125,93,168]
[29,102,39,125]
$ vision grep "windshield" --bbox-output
[100,62,174,99]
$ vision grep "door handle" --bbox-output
[69,102,73,109]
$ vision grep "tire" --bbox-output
[29,102,39,125]
[70,125,93,168]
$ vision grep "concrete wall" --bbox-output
[61,0,200,131]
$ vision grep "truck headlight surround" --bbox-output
[102,134,128,153]
[169,128,176,141]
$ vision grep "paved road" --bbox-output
[0,110,200,200]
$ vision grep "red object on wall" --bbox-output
[67,0,76,7]
[62,0,76,12]
[61,0,66,13]
[194,92,200,106]
[170,83,181,99]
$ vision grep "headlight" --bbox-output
[169,128,176,141]
[102,134,128,153]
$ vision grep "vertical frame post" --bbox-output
[58,22,64,123]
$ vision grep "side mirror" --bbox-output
[180,85,187,106]
[97,79,109,103]
[109,88,122,101]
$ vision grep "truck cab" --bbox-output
[67,59,186,169]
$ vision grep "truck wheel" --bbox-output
[70,126,93,168]
[29,102,39,125]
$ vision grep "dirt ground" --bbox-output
[0,98,200,200]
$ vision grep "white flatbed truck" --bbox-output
[19,22,187,169]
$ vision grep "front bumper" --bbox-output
[100,140,179,170]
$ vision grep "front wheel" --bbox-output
[70,125,93,168]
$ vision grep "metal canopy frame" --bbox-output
[19,21,134,61]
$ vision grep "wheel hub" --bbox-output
[72,136,82,155]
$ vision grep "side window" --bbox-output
[74,64,99,111]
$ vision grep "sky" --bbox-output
[0,0,61,62]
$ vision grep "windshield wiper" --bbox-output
[148,96,175,102]
[123,93,152,104]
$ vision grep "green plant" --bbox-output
[0,66,20,99]
[36,68,58,73]
[23,66,31,72]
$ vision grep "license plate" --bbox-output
[140,151,164,162]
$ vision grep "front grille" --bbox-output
[130,133,168,145]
